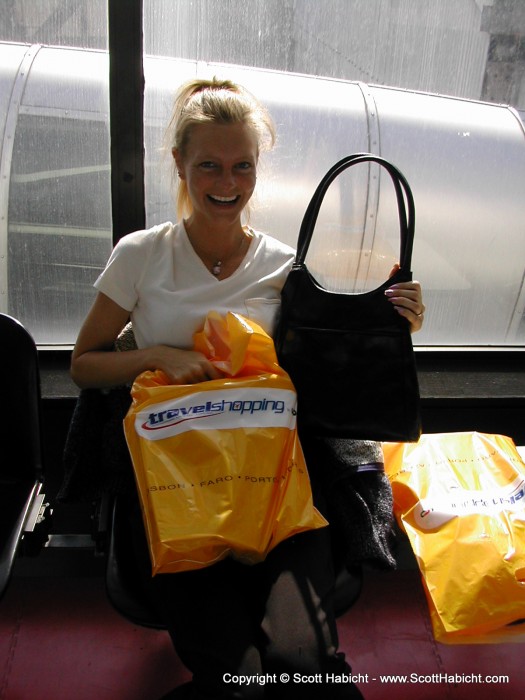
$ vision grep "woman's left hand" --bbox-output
[385,264,425,333]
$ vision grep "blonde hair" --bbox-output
[165,77,276,220]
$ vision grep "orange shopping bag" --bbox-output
[124,311,327,575]
[384,432,525,644]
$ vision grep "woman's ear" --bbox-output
[172,148,185,179]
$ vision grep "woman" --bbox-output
[71,78,424,700]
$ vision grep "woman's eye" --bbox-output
[199,161,216,169]
[236,162,254,171]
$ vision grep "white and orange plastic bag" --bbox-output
[124,311,327,575]
[384,432,525,644]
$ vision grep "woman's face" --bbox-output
[174,121,259,232]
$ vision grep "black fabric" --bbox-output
[275,153,421,442]
[302,435,396,570]
[58,386,133,503]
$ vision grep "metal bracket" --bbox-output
[24,493,48,532]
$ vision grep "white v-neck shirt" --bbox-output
[94,221,295,349]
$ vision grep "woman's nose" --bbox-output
[217,168,236,188]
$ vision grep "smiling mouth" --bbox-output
[207,194,240,205]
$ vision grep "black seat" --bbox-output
[0,313,47,599]
[57,381,163,628]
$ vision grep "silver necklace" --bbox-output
[210,231,249,276]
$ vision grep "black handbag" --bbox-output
[275,153,422,442]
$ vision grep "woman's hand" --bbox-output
[385,264,425,333]
[148,346,222,385]
[71,292,222,388]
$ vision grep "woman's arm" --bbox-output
[70,292,221,389]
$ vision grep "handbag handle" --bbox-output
[295,153,415,272]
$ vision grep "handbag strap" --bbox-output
[295,153,415,271]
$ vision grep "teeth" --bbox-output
[210,195,238,203]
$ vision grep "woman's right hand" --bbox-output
[71,292,221,389]
[147,345,222,385]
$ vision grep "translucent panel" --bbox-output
[0,2,108,345]
[143,0,517,108]
[306,164,407,294]
[0,0,107,50]
[143,57,199,226]
[371,86,525,345]
[144,0,525,347]
[0,42,111,344]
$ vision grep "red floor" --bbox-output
[0,558,522,700]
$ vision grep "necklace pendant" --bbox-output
[212,261,222,276]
